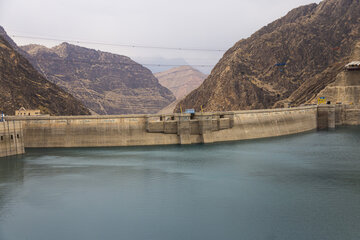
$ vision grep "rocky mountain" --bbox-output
[0,30,90,116]
[176,0,360,112]
[21,43,176,115]
[134,56,189,73]
[156,100,179,114]
[0,26,29,57]
[313,41,360,104]
[155,66,207,100]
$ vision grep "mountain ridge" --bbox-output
[0,28,90,116]
[21,42,176,115]
[176,0,360,112]
[155,65,207,100]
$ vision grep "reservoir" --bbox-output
[0,127,360,240]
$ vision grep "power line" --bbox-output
[11,34,227,52]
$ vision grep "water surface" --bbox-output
[1,127,360,240]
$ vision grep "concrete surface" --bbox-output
[5,106,318,148]
[0,121,25,157]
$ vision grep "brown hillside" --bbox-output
[176,0,360,112]
[155,66,207,100]
[21,43,175,115]
[0,33,90,116]
[312,41,360,105]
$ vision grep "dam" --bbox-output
[0,121,25,158]
[2,104,359,152]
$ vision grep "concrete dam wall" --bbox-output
[0,121,25,157]
[5,106,319,148]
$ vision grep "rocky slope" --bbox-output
[0,30,90,116]
[157,100,181,114]
[21,43,175,115]
[155,66,207,100]
[313,41,360,105]
[0,26,29,57]
[176,0,360,112]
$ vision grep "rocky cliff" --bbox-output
[176,0,360,112]
[155,66,207,100]
[314,41,360,105]
[0,26,30,58]
[21,43,175,115]
[0,31,90,116]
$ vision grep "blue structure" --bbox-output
[0,112,4,122]
[275,62,286,67]
[185,109,195,114]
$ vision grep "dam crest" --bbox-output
[1,104,359,157]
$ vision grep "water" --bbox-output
[1,127,360,240]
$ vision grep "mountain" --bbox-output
[21,43,176,115]
[157,100,181,114]
[133,56,189,73]
[0,29,90,116]
[155,66,207,100]
[313,41,360,104]
[176,0,360,112]
[0,26,29,57]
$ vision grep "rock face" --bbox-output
[314,42,360,105]
[157,100,181,114]
[155,66,207,100]
[21,43,175,115]
[0,30,90,116]
[176,0,360,112]
[0,26,29,57]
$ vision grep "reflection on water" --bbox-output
[0,156,24,219]
[0,127,360,240]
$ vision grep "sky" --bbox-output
[0,0,322,73]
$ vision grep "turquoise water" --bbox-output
[1,127,360,240]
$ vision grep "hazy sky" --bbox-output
[0,0,321,73]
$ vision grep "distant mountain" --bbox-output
[0,29,90,116]
[176,0,360,112]
[21,43,176,115]
[157,100,181,114]
[133,56,189,73]
[155,66,207,100]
